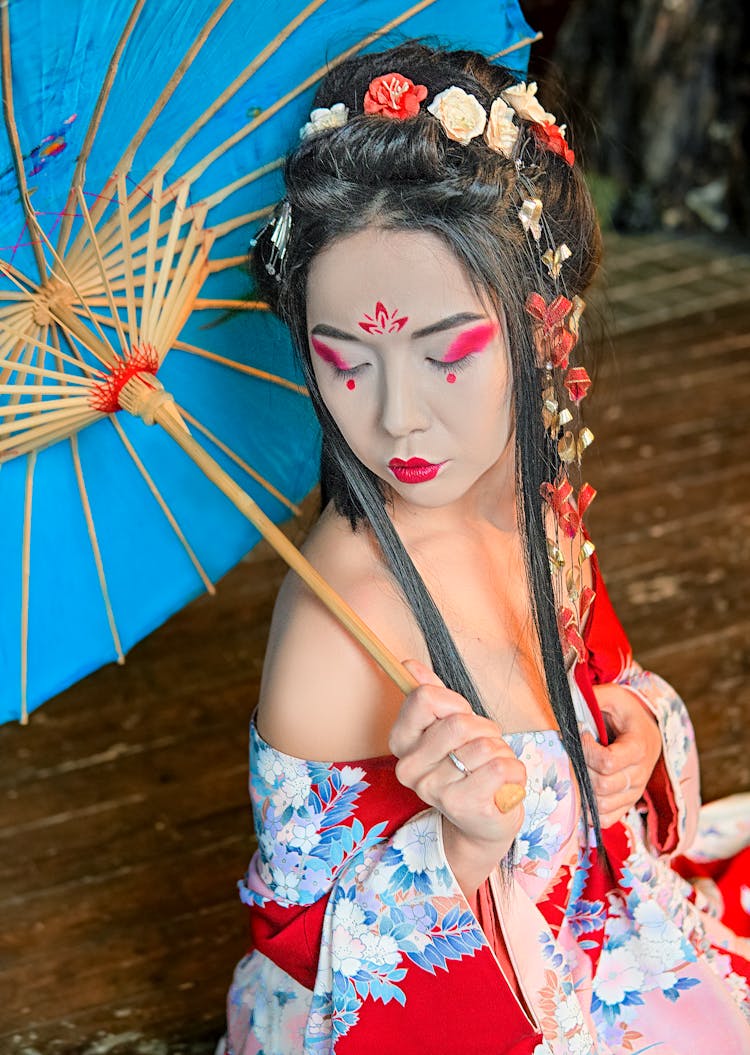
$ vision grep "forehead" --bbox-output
[306,227,484,325]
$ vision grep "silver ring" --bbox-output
[447,750,470,776]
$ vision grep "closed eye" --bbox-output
[427,354,475,374]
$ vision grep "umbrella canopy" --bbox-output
[0,0,537,725]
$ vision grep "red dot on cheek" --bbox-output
[346,379,356,390]
[446,373,457,384]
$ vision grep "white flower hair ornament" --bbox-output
[485,97,520,158]
[499,81,556,125]
[300,102,349,139]
[426,86,487,145]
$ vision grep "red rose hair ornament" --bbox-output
[363,73,428,120]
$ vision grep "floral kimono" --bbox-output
[222,555,750,1054]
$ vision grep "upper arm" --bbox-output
[256,520,431,762]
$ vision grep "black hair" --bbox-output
[250,40,605,853]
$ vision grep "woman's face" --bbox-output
[306,227,514,515]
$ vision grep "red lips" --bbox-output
[388,458,445,484]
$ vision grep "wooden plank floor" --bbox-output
[1,233,749,1053]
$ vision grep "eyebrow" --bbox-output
[310,312,487,341]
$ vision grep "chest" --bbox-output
[414,536,559,732]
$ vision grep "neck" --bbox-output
[387,433,517,542]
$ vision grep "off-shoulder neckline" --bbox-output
[250,715,564,769]
[250,543,600,770]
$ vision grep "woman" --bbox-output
[222,41,750,1054]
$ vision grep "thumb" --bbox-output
[401,657,446,689]
[581,730,607,768]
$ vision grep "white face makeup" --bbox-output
[306,227,514,517]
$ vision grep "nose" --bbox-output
[379,365,429,438]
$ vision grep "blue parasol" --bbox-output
[0,0,537,725]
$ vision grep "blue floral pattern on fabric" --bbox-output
[239,722,388,908]
[306,810,486,1051]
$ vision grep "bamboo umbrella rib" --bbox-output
[153,235,213,355]
[116,173,139,342]
[489,32,544,61]
[52,307,114,366]
[56,0,148,259]
[0,258,40,293]
[116,0,237,178]
[0,302,38,341]
[0,357,95,385]
[28,219,114,354]
[66,0,237,259]
[0,291,28,301]
[70,430,125,664]
[0,3,48,282]
[0,260,41,299]
[0,327,40,416]
[108,414,216,595]
[0,409,100,460]
[148,181,194,330]
[201,158,284,215]
[148,214,209,353]
[0,380,93,394]
[47,324,66,380]
[180,0,440,189]
[209,206,275,240]
[0,401,95,437]
[69,176,186,282]
[75,186,129,357]
[1,334,106,379]
[193,299,268,311]
[0,336,26,385]
[178,405,300,515]
[171,340,308,396]
[19,447,35,722]
[138,170,165,343]
[155,0,327,178]
[207,255,250,273]
[0,395,92,417]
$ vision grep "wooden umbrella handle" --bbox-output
[153,400,525,814]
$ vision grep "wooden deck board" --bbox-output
[1,234,748,1053]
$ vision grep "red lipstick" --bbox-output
[388,457,446,483]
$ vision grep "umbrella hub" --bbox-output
[32,278,74,327]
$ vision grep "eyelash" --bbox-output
[329,354,476,378]
[427,354,475,374]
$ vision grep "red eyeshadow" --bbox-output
[442,322,497,364]
[310,336,352,372]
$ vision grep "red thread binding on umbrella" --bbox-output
[89,344,160,414]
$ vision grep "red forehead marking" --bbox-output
[358,301,408,334]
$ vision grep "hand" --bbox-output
[389,659,526,882]
[582,683,663,828]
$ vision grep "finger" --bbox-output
[402,657,446,689]
[440,756,528,829]
[583,734,639,779]
[591,765,643,800]
[411,747,527,810]
[390,661,473,756]
[581,732,614,774]
[396,725,508,797]
[400,711,505,775]
[390,684,473,757]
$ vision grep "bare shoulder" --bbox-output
[256,503,430,762]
